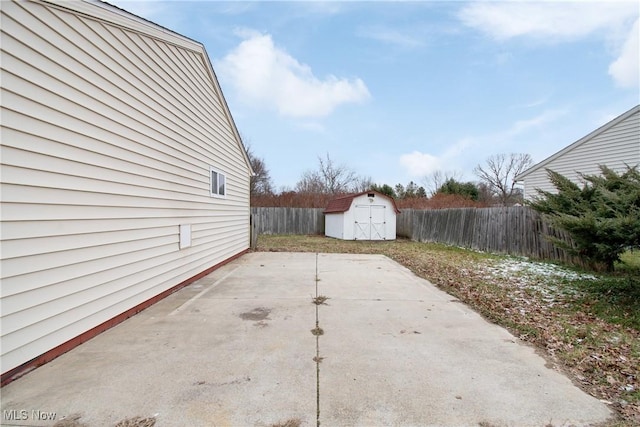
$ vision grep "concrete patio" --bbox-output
[1,252,613,426]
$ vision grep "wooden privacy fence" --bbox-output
[251,207,324,235]
[397,207,577,263]
[251,206,578,264]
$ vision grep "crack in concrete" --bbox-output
[314,252,321,427]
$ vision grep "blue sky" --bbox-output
[113,1,639,191]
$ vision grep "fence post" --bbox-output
[249,212,258,249]
[249,207,325,236]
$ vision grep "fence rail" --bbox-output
[251,207,325,235]
[251,206,578,264]
[398,207,577,263]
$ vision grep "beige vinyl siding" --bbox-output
[523,108,640,200]
[1,0,251,373]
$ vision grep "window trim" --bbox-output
[209,166,226,198]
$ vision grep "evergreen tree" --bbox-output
[405,181,419,198]
[370,183,396,198]
[529,165,640,271]
[437,178,480,201]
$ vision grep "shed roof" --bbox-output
[324,191,401,214]
[515,104,640,181]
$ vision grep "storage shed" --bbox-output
[324,191,400,240]
[1,0,253,384]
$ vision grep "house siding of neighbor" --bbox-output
[517,105,640,201]
[0,0,252,383]
[324,191,400,240]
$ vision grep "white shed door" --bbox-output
[370,205,386,240]
[353,204,386,240]
[354,205,370,239]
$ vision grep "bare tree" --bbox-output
[473,153,533,206]
[295,153,358,194]
[295,170,326,194]
[353,175,374,193]
[318,153,357,194]
[245,144,274,196]
[423,170,463,196]
[476,181,494,204]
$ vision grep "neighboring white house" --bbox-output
[516,104,640,200]
[324,191,400,240]
[0,0,253,383]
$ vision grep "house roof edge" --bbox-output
[516,104,640,181]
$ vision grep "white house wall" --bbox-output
[523,108,640,200]
[0,0,251,374]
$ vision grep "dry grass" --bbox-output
[256,235,640,425]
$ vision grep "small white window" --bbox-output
[210,166,226,198]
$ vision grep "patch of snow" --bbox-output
[479,257,597,304]
[484,258,597,281]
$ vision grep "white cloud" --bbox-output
[216,32,371,118]
[504,109,568,138]
[458,2,636,42]
[459,2,638,88]
[609,18,639,88]
[510,96,550,110]
[399,109,568,179]
[358,26,425,49]
[215,2,255,15]
[399,151,443,177]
